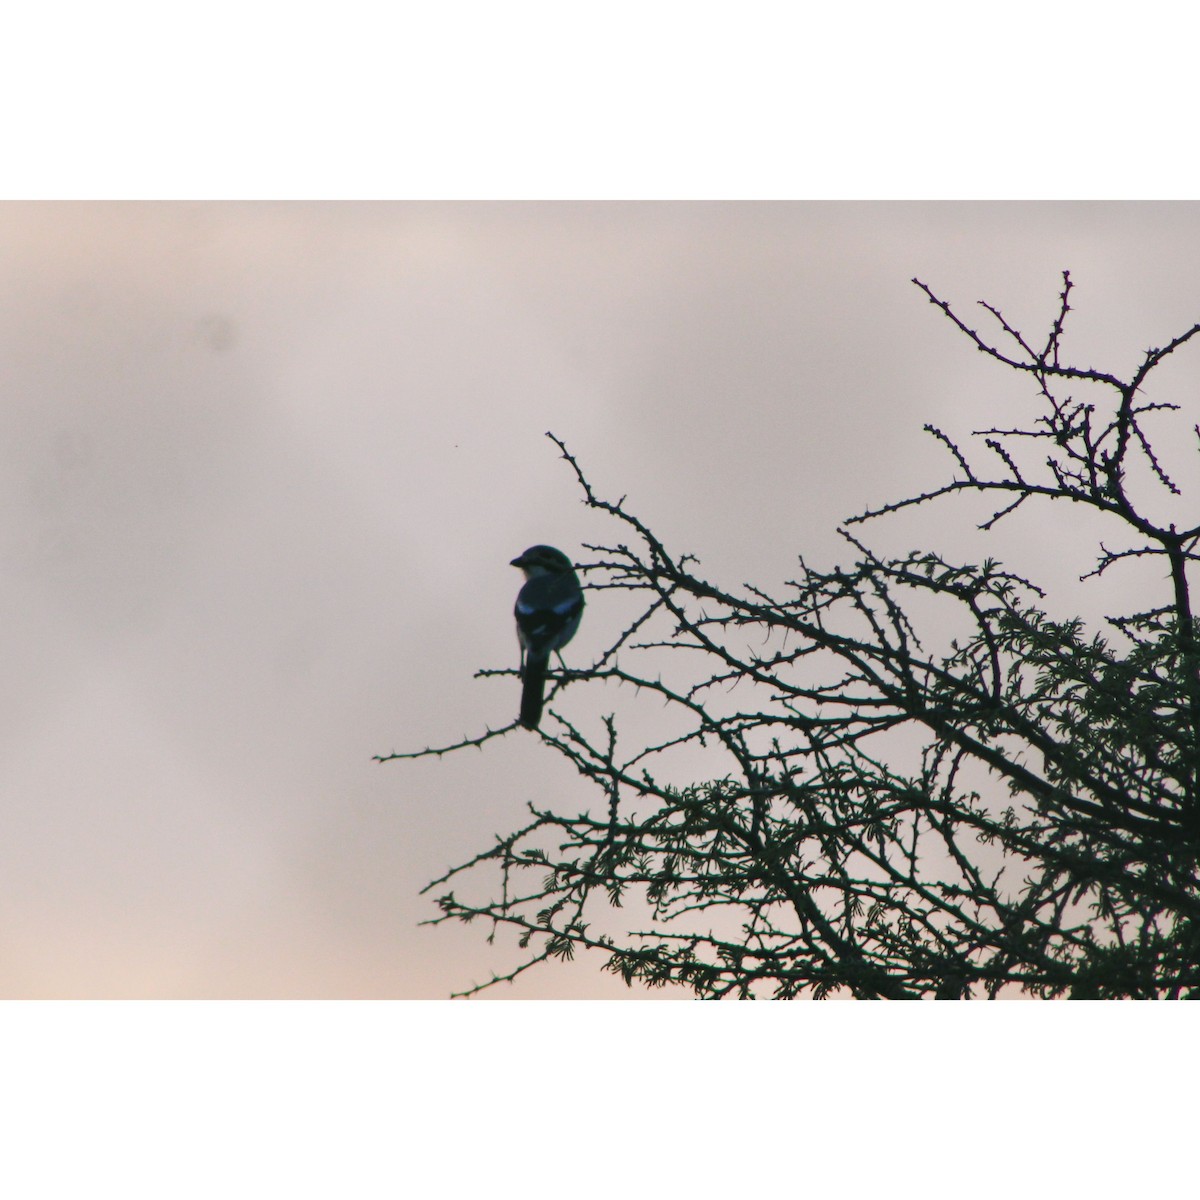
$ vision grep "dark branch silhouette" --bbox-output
[384,272,1200,999]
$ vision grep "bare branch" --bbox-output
[393,275,1200,1000]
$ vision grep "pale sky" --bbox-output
[3,201,1199,998]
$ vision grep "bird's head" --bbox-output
[510,545,574,580]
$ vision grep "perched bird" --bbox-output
[511,545,585,729]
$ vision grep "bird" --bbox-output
[510,544,585,729]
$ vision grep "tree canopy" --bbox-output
[384,273,1200,999]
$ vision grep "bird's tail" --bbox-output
[519,653,549,729]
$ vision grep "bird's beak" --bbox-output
[510,556,524,569]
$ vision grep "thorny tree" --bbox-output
[384,273,1200,999]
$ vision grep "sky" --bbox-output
[2,200,1199,999]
